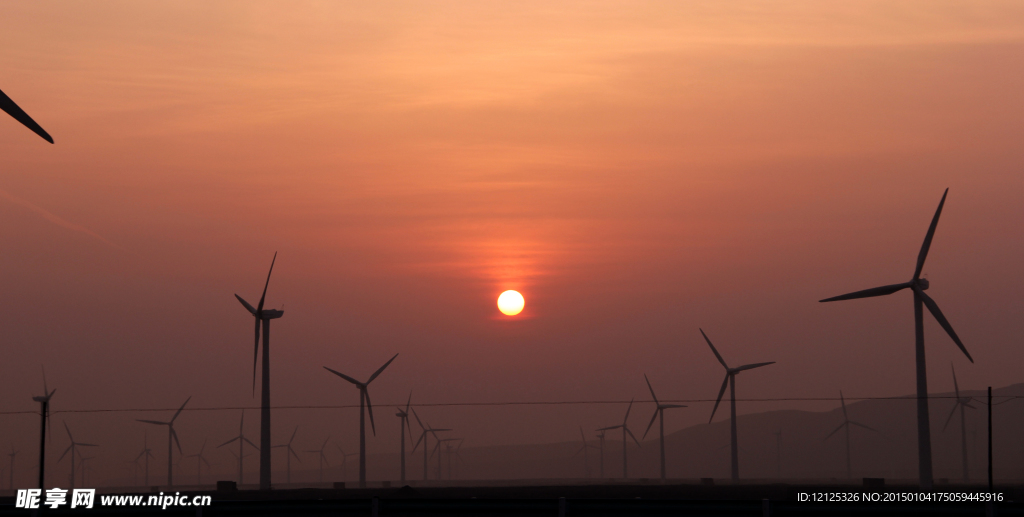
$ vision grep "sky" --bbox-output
[1,1,1023,485]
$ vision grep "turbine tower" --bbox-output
[217,411,259,485]
[335,445,356,482]
[571,426,597,478]
[411,408,451,481]
[7,447,15,490]
[943,364,975,480]
[823,391,879,478]
[642,374,687,480]
[272,426,301,484]
[136,396,191,486]
[701,328,775,481]
[597,399,641,479]
[57,422,97,490]
[596,430,606,478]
[135,433,155,486]
[0,87,53,143]
[32,369,55,489]
[820,188,973,489]
[395,393,413,484]
[184,440,211,486]
[304,435,330,483]
[324,353,398,488]
[235,252,283,491]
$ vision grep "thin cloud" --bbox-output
[0,187,127,252]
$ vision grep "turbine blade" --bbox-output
[823,422,845,441]
[643,409,658,439]
[918,289,973,362]
[700,328,729,369]
[253,318,260,395]
[819,282,912,302]
[290,447,302,462]
[623,398,634,423]
[217,437,240,448]
[942,404,959,432]
[171,396,191,423]
[840,391,848,420]
[625,428,641,447]
[411,407,425,430]
[243,437,260,451]
[136,420,167,426]
[367,353,399,384]
[0,87,53,143]
[289,426,298,444]
[235,295,257,315]
[257,252,277,314]
[733,361,775,372]
[709,374,729,423]
[951,363,961,399]
[914,189,948,280]
[596,425,621,431]
[364,389,376,436]
[644,374,659,406]
[78,443,99,447]
[171,428,182,454]
[412,432,425,452]
[58,445,72,463]
[849,421,879,433]
[64,421,73,441]
[405,392,412,414]
[323,366,361,386]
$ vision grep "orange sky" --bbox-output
[1,1,1023,483]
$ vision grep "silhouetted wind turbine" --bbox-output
[304,435,330,483]
[184,440,211,486]
[335,445,356,482]
[32,368,55,489]
[701,328,775,481]
[135,433,155,486]
[411,408,451,481]
[944,364,976,480]
[8,447,16,490]
[272,426,301,484]
[324,353,398,488]
[235,252,283,490]
[824,391,878,478]
[137,396,190,486]
[218,411,259,485]
[820,189,972,489]
[773,430,782,477]
[0,87,52,143]
[58,422,97,490]
[597,399,641,479]
[571,426,597,478]
[643,374,687,480]
[596,430,606,478]
[395,393,414,484]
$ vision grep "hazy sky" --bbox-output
[1,1,1023,483]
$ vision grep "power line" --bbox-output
[1,394,1020,416]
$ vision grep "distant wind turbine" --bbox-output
[324,353,398,488]
[571,426,597,478]
[32,368,55,489]
[272,426,301,484]
[411,408,450,481]
[820,188,973,489]
[137,396,191,486]
[8,446,16,490]
[773,430,782,477]
[57,422,97,490]
[217,411,259,485]
[395,393,414,484]
[824,391,879,478]
[0,87,53,143]
[304,435,330,483]
[135,433,155,486]
[596,430,606,478]
[943,364,976,480]
[643,374,687,480]
[184,440,211,486]
[597,399,641,479]
[701,328,775,481]
[335,445,356,482]
[235,252,283,491]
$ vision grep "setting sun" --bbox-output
[497,290,525,316]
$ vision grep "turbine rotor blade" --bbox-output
[364,389,376,436]
[405,392,412,414]
[625,427,641,447]
[411,407,425,430]
[257,252,277,314]
[252,318,260,395]
[136,420,168,426]
[709,374,730,423]
[412,432,425,452]
[643,409,658,439]
[289,426,298,444]
[171,396,191,423]
[840,391,848,420]
[323,367,361,386]
[644,374,659,406]
[917,289,973,362]
[217,437,240,448]
[951,363,961,399]
[367,353,399,384]
[942,404,958,432]
[914,189,948,280]
[243,437,260,451]
[820,282,912,303]
[235,295,257,315]
[849,421,879,433]
[823,422,845,441]
[734,361,775,372]
[623,398,634,423]
[171,428,182,454]
[0,87,54,143]
[700,328,729,369]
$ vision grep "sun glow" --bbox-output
[497,290,525,316]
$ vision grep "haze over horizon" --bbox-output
[1,1,1022,488]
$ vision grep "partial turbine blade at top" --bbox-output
[840,391,848,420]
[914,189,948,280]
[171,396,191,423]
[917,289,973,363]
[942,404,959,432]
[256,252,277,314]
[0,87,54,144]
[364,389,376,435]
[643,408,659,440]
[323,366,362,386]
[234,295,257,315]
[700,329,729,369]
[709,374,730,424]
[733,361,775,372]
[367,353,399,384]
[623,398,634,423]
[644,374,659,406]
[819,282,912,303]
[951,363,961,399]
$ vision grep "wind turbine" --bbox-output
[773,430,782,477]
[0,87,53,143]
[78,454,96,487]
[820,188,973,489]
[596,430,606,478]
[57,422,97,490]
[701,328,775,481]
[324,353,398,488]
[395,393,414,484]
[32,368,55,489]
[571,426,597,478]
[184,440,211,486]
[217,411,259,485]
[433,438,462,480]
[235,252,283,491]
[136,396,191,486]
[8,447,16,490]
[134,433,155,486]
[943,364,976,480]
[304,435,330,483]
[411,408,451,481]
[597,399,641,479]
[272,426,301,484]
[335,445,356,482]
[824,391,879,478]
[643,374,687,480]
